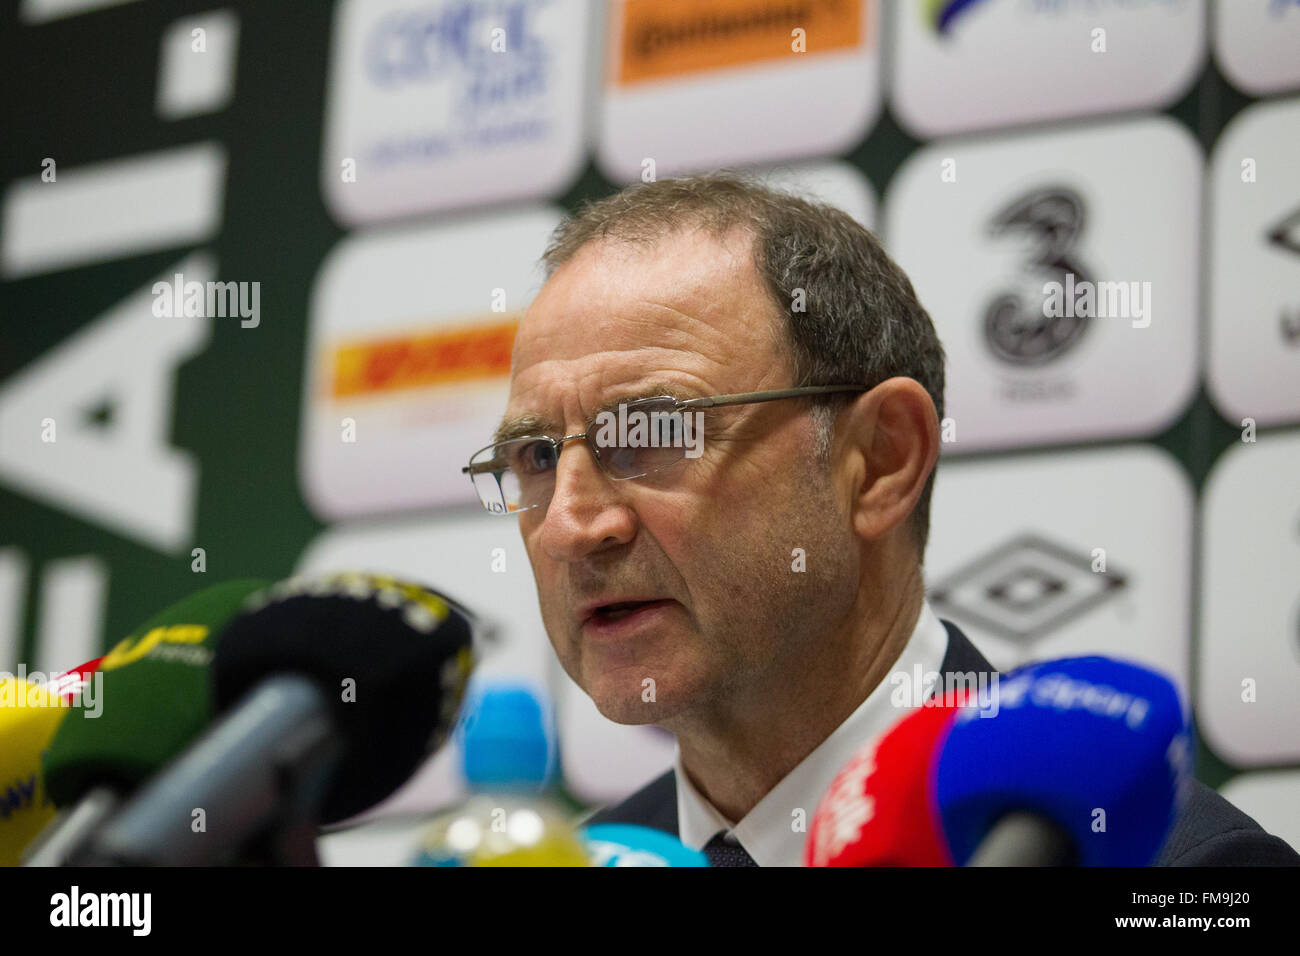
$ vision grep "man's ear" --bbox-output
[837,377,939,544]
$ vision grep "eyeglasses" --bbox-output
[462,385,867,515]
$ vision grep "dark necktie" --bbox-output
[704,832,759,867]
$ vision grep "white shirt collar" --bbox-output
[674,600,950,866]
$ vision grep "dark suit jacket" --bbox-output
[587,620,1300,866]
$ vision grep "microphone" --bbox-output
[26,580,270,866]
[82,572,476,866]
[935,656,1192,867]
[43,658,103,704]
[581,824,710,867]
[1,659,107,865]
[805,694,967,867]
[0,678,67,866]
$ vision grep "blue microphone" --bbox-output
[580,823,709,867]
[934,656,1193,866]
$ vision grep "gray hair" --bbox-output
[539,171,946,555]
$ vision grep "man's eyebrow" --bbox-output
[493,413,559,444]
[597,381,695,415]
[492,381,697,444]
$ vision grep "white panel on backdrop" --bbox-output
[156,10,240,120]
[891,0,1205,138]
[0,551,29,670]
[322,0,590,225]
[0,254,213,554]
[1214,0,1300,97]
[19,0,139,24]
[1199,434,1300,766]
[597,0,880,182]
[296,511,554,820]
[1,144,226,279]
[34,555,106,675]
[757,160,877,229]
[885,116,1200,453]
[1219,770,1300,853]
[300,206,562,520]
[924,445,1193,693]
[1207,96,1300,427]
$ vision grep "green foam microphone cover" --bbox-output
[42,579,269,807]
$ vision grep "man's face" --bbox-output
[505,226,859,726]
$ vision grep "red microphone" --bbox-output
[44,657,104,703]
[805,694,967,866]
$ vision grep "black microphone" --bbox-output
[77,572,476,866]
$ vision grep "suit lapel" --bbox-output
[938,618,996,678]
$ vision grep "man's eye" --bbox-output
[605,445,639,474]
[514,440,556,475]
[657,414,682,444]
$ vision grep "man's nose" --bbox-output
[537,440,636,562]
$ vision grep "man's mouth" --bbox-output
[581,598,676,632]
[592,599,659,621]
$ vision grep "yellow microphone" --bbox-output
[0,678,69,866]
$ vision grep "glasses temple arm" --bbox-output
[678,385,867,409]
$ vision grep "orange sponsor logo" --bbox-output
[330,319,517,397]
[614,0,865,86]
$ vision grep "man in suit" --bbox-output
[469,171,1298,866]
[587,618,1298,866]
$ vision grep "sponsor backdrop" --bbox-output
[2,0,1297,849]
